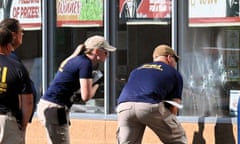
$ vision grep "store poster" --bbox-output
[119,0,171,20]
[189,0,240,26]
[189,0,226,18]
[230,90,240,116]
[8,0,41,29]
[0,0,103,29]
[226,30,240,80]
[56,0,103,27]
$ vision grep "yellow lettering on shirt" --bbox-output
[138,64,163,71]
[0,66,8,93]
[1,67,7,83]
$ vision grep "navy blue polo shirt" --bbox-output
[0,55,33,113]
[42,54,92,108]
[118,61,183,104]
[9,51,37,122]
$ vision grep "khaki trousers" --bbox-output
[116,102,187,144]
[0,113,25,144]
[37,99,70,144]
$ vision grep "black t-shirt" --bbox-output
[0,55,32,113]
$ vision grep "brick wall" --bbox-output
[26,118,237,144]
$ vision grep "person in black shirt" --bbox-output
[0,27,33,144]
[0,18,37,123]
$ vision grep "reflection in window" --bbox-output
[179,28,240,117]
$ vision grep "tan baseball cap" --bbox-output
[152,44,179,60]
[84,35,116,52]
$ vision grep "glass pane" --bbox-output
[114,0,172,113]
[179,27,240,117]
[16,30,43,106]
[55,28,105,113]
[52,0,105,113]
[184,0,240,117]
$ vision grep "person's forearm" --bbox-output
[80,78,100,101]
[21,94,33,130]
[90,84,100,99]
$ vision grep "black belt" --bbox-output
[0,109,12,115]
[0,111,10,115]
[0,105,11,115]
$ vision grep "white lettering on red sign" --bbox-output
[57,0,81,16]
[149,0,170,12]
[12,6,39,18]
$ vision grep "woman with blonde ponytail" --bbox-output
[37,35,116,144]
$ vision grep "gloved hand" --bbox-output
[70,92,85,104]
[92,70,104,86]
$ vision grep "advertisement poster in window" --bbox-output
[226,30,240,80]
[226,53,239,67]
[56,0,103,27]
[189,0,240,26]
[1,0,42,30]
[119,0,171,23]
[2,0,103,29]
[229,90,240,116]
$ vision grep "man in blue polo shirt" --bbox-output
[116,44,187,144]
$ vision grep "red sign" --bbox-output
[119,0,171,19]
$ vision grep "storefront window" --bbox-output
[179,0,240,117]
[56,0,105,113]
[17,31,42,104]
[114,0,172,113]
[180,27,240,116]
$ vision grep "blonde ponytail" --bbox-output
[59,44,86,71]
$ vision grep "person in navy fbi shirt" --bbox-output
[37,35,116,144]
[0,18,37,123]
[116,44,187,144]
[0,27,33,144]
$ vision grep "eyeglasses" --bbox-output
[99,48,109,56]
[161,55,178,63]
[15,29,24,35]
[20,29,24,33]
[171,55,179,63]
